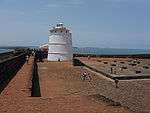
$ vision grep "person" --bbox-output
[80,72,92,82]
[111,67,113,74]
[114,69,116,74]
[26,55,29,64]
[87,73,92,82]
[88,56,90,60]
[114,79,119,88]
[120,67,123,71]
[81,72,87,81]
[39,50,43,62]
[32,50,35,57]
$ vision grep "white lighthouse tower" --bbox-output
[48,23,73,61]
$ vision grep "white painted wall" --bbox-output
[48,24,73,61]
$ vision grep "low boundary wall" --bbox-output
[73,54,150,59]
[73,58,150,80]
[0,53,26,93]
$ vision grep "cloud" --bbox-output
[101,0,150,8]
[46,4,61,8]
[103,0,123,1]
[37,0,85,13]
[103,0,149,3]
[43,0,84,8]
[68,0,84,5]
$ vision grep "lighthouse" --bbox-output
[48,23,73,61]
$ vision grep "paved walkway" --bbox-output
[0,59,133,113]
[37,61,133,113]
[0,57,33,98]
[80,58,150,113]
[0,58,33,113]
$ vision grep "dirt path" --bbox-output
[38,61,133,113]
[0,58,33,113]
[79,58,150,113]
[0,57,33,98]
[0,59,134,113]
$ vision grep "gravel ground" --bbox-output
[79,57,150,113]
[82,57,150,76]
[0,58,33,112]
[37,61,133,113]
[0,58,143,113]
[0,58,132,113]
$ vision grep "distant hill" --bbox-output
[0,46,38,49]
[73,47,150,55]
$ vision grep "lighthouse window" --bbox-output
[66,31,68,33]
[61,31,62,33]
[54,31,56,33]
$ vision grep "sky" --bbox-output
[0,0,150,49]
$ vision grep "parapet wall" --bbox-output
[73,54,150,59]
[0,53,26,93]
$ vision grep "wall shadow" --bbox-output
[31,59,41,97]
[0,54,26,94]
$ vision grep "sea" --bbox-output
[0,49,12,54]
